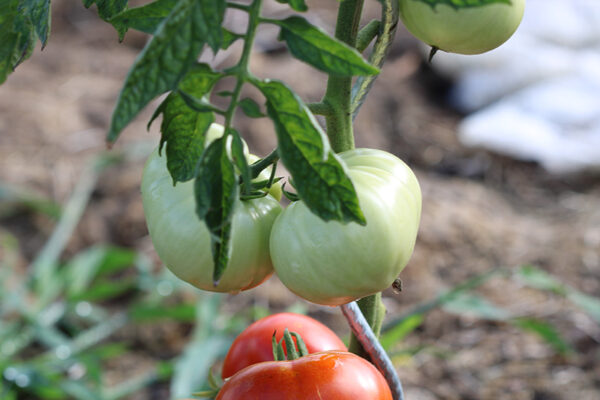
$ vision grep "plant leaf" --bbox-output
[109,0,178,38]
[255,79,365,225]
[154,64,221,183]
[442,292,511,321]
[514,265,565,295]
[414,0,511,10]
[567,291,600,324]
[84,0,128,20]
[380,314,424,351]
[238,97,265,118]
[275,0,308,12]
[130,303,196,322]
[515,265,600,323]
[512,318,573,355]
[107,0,225,143]
[194,137,238,284]
[19,0,51,48]
[229,128,251,192]
[275,16,379,76]
[221,27,241,50]
[0,0,37,84]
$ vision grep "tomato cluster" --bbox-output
[215,313,392,400]
[141,126,422,305]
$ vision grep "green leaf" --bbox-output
[154,64,221,183]
[229,128,251,193]
[107,0,226,143]
[65,246,136,297]
[0,0,37,84]
[380,314,424,351]
[275,0,308,12]
[238,97,265,118]
[109,0,178,39]
[567,291,600,324]
[275,16,379,76]
[221,27,241,50]
[130,303,196,322]
[19,0,51,48]
[194,137,238,284]
[69,278,137,302]
[84,0,128,20]
[110,0,236,48]
[442,292,511,321]
[515,265,600,323]
[255,79,365,225]
[514,265,565,295]
[512,318,573,355]
[415,0,511,9]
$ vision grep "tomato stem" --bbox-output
[326,0,390,366]
[323,0,364,153]
[356,19,380,52]
[223,0,263,131]
[351,0,399,120]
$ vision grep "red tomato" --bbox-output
[217,351,393,400]
[221,313,347,379]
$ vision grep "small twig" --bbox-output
[341,301,405,400]
[351,0,399,120]
[249,149,279,179]
[307,101,334,116]
[356,19,381,52]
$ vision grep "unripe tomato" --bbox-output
[221,313,347,379]
[141,126,283,293]
[399,0,526,55]
[217,351,392,400]
[270,148,421,306]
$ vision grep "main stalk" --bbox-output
[323,0,386,358]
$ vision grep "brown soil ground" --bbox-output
[1,1,599,399]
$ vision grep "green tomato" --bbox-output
[399,0,525,55]
[141,140,282,294]
[270,148,422,306]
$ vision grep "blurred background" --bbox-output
[1,0,599,399]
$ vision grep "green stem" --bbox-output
[356,19,380,52]
[348,293,385,357]
[324,0,386,358]
[224,0,263,130]
[323,0,364,153]
[249,148,279,178]
[307,102,333,116]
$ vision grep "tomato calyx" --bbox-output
[280,182,300,202]
[272,329,309,361]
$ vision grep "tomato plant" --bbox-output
[221,313,347,378]
[398,0,526,55]
[270,148,422,306]
[2,0,527,398]
[141,124,283,293]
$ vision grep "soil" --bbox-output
[1,1,598,399]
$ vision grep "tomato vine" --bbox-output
[0,1,525,399]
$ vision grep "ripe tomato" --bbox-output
[221,313,347,378]
[270,148,421,306]
[141,125,282,293]
[217,351,392,400]
[399,0,525,55]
